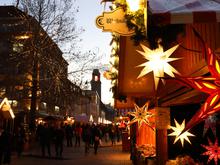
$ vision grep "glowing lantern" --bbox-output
[176,45,220,133]
[168,119,195,147]
[128,101,154,130]
[136,44,181,90]
[201,138,220,165]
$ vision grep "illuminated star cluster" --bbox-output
[168,119,195,147]
[136,44,181,90]
[129,101,154,130]
[201,138,220,165]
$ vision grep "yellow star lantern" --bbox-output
[129,101,154,130]
[136,44,181,90]
[168,119,195,147]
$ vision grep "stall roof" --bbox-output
[149,0,220,24]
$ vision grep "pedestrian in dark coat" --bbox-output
[39,123,52,157]
[54,124,65,158]
[0,127,12,165]
[65,124,73,147]
[0,127,4,165]
[15,126,26,157]
[82,124,91,154]
[93,126,101,154]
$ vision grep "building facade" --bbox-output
[0,6,87,130]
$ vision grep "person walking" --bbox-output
[109,125,116,146]
[15,126,26,157]
[0,127,4,165]
[65,124,73,147]
[54,124,64,159]
[74,123,82,147]
[0,127,12,165]
[82,124,91,154]
[39,123,52,158]
[93,125,101,155]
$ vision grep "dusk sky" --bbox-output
[0,0,113,104]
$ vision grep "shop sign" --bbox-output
[96,8,135,36]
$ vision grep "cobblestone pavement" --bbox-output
[10,141,132,165]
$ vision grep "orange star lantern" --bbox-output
[176,44,220,133]
[128,101,154,130]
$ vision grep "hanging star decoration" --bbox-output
[174,31,220,134]
[128,101,154,130]
[136,43,181,90]
[201,138,220,165]
[168,119,195,147]
[203,114,217,137]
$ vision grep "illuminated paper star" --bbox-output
[201,138,220,165]
[176,45,220,134]
[136,44,181,90]
[129,101,154,130]
[203,114,217,137]
[168,119,195,147]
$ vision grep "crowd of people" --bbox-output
[0,125,26,165]
[0,122,122,164]
[35,122,122,157]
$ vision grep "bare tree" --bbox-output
[16,0,105,88]
[10,0,105,130]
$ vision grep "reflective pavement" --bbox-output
[10,141,132,165]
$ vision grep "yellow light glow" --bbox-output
[126,0,140,12]
[215,61,220,74]
[15,34,31,40]
[210,95,218,106]
[203,82,216,89]
[168,119,195,147]
[136,44,181,90]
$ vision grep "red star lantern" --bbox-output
[175,43,220,133]
[201,138,220,165]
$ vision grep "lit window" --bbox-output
[13,43,24,53]
[55,106,59,112]
[95,76,99,81]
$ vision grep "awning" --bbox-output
[149,0,220,24]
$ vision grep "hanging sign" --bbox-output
[96,8,135,36]
[155,107,170,129]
